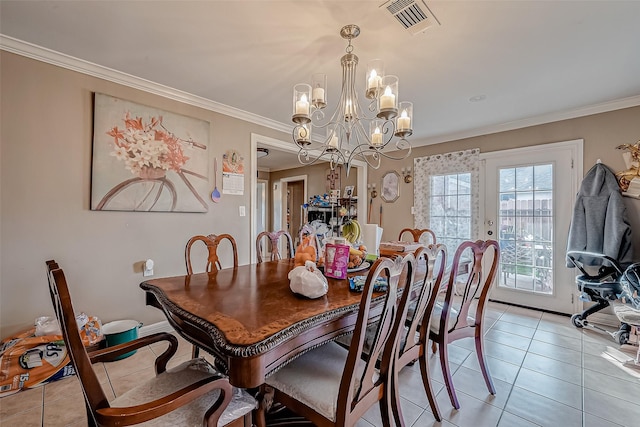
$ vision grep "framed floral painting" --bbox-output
[91,93,210,212]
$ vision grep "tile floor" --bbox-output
[1,302,639,426]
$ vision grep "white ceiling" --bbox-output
[2,0,640,162]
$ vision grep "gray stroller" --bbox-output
[566,250,631,344]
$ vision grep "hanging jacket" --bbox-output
[566,163,634,267]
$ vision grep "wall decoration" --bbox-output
[344,185,354,198]
[91,93,209,212]
[326,166,342,191]
[616,140,640,195]
[222,149,244,195]
[381,171,400,203]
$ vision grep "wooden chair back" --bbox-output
[398,228,436,245]
[439,240,500,338]
[185,233,238,274]
[256,230,294,263]
[430,239,500,409]
[389,245,447,423]
[48,266,112,423]
[336,254,416,424]
[46,262,234,427]
[46,260,61,319]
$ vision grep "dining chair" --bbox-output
[388,244,448,424]
[334,245,448,424]
[398,228,437,245]
[45,261,256,427]
[429,239,500,410]
[261,255,415,427]
[256,230,294,263]
[185,233,239,275]
[185,233,239,358]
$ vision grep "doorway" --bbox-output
[250,133,368,263]
[285,180,305,245]
[481,140,583,314]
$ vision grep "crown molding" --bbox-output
[0,34,291,135]
[2,34,639,149]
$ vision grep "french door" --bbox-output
[481,141,582,314]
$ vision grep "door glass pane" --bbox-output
[515,166,534,191]
[498,164,554,295]
[534,164,553,190]
[500,168,516,192]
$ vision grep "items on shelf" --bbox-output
[303,194,358,238]
[379,241,424,253]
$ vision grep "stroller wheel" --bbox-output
[571,313,584,328]
[617,331,629,345]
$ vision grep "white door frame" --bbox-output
[479,139,583,314]
[277,174,308,240]
[250,133,368,263]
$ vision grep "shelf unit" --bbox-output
[305,198,357,236]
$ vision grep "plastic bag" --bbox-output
[289,261,328,299]
[34,316,61,336]
[0,328,74,397]
[76,313,103,347]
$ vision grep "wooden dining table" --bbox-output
[140,259,388,389]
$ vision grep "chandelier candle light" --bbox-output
[292,24,413,175]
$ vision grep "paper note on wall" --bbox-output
[222,173,244,195]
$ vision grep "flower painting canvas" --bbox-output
[91,94,210,212]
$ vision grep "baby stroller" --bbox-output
[613,263,640,352]
[566,250,631,344]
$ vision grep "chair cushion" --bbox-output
[265,341,375,422]
[110,358,256,427]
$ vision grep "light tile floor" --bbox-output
[1,302,639,427]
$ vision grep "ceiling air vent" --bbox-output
[381,0,440,35]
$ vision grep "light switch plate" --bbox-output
[239,206,246,217]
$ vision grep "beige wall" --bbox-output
[2,50,639,338]
[270,163,358,201]
[369,106,640,255]
[0,52,290,337]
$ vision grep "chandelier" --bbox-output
[291,24,413,176]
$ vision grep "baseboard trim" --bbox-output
[139,320,174,337]
[488,299,570,318]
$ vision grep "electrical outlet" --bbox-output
[411,206,415,214]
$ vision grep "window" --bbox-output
[413,148,480,247]
[428,173,472,251]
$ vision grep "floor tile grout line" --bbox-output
[491,310,537,427]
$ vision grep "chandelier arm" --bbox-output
[297,146,347,169]
[347,146,382,170]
